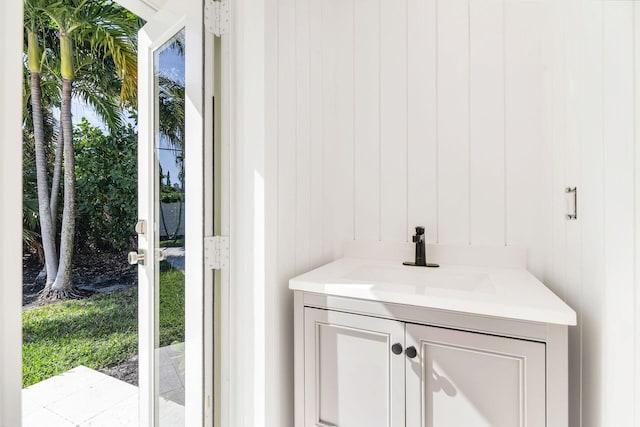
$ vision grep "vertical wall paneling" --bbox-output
[635,5,640,423]
[265,0,280,422]
[504,1,549,278]
[275,0,296,424]
[577,3,604,424]
[407,0,438,243]
[278,0,296,280]
[469,0,505,246]
[354,0,380,242]
[308,0,326,266]
[546,0,565,308]
[295,0,311,273]
[322,0,354,258]
[562,1,583,425]
[602,3,635,425]
[380,0,408,242]
[437,0,470,244]
[548,0,568,301]
[321,0,333,261]
[298,0,554,260]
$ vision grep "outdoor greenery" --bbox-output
[23,267,185,387]
[158,262,186,346]
[23,0,142,297]
[21,0,188,389]
[75,119,137,251]
[23,118,138,256]
[23,287,137,387]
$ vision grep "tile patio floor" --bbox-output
[22,364,184,426]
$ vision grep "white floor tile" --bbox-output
[23,365,105,407]
[81,394,139,427]
[158,397,184,426]
[49,375,137,424]
[22,406,75,427]
[22,365,188,427]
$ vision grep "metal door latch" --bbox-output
[135,220,147,235]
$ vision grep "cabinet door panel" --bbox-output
[405,324,545,427]
[304,308,405,427]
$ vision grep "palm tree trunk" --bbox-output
[51,77,76,294]
[50,122,63,237]
[30,70,58,285]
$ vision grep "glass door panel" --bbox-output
[154,29,186,426]
[137,1,213,425]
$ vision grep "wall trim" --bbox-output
[0,1,23,425]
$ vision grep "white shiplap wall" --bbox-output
[274,0,553,272]
[267,1,640,426]
[266,0,555,426]
[549,1,640,426]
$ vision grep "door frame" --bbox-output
[0,1,23,426]
[138,1,229,426]
[0,0,229,425]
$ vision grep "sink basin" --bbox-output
[342,266,494,293]
[289,256,577,325]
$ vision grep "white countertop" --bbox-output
[289,257,576,326]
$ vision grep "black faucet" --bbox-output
[403,226,439,268]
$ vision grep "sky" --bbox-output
[156,32,185,190]
[68,32,185,189]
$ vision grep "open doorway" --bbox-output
[19,0,217,425]
[21,1,147,425]
[5,0,221,425]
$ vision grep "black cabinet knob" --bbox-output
[391,343,403,355]
[405,346,417,359]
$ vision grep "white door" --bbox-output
[304,308,406,427]
[134,0,212,425]
[405,324,546,427]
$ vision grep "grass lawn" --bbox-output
[158,266,185,347]
[22,266,185,387]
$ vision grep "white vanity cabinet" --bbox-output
[291,255,575,427]
[404,323,546,427]
[303,308,406,427]
[303,305,546,427]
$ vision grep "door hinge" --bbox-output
[205,236,229,269]
[205,0,229,37]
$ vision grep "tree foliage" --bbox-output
[23,0,142,297]
[75,119,137,251]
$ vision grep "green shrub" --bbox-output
[75,118,137,251]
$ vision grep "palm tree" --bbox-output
[25,0,140,298]
[46,18,138,245]
[24,0,59,286]
[22,24,124,285]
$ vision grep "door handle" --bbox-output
[391,343,403,355]
[128,250,146,266]
[405,346,417,359]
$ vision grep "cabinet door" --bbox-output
[304,308,405,427]
[405,324,545,427]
